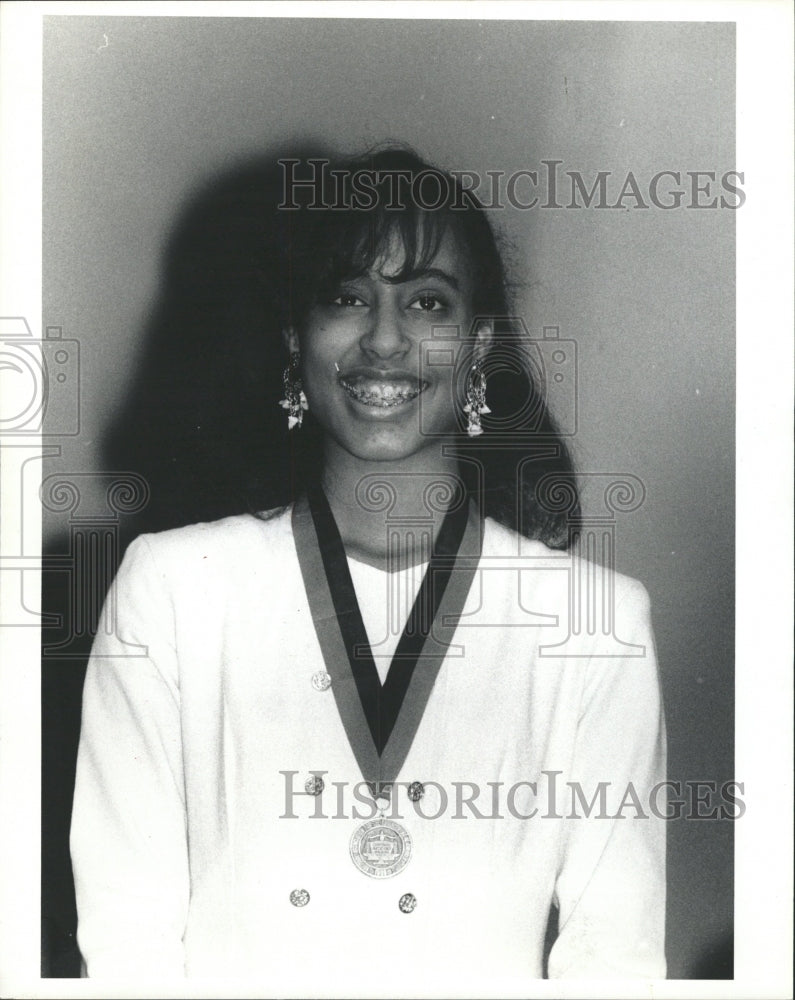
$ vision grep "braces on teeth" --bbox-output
[340,379,425,407]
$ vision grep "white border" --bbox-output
[0,2,44,994]
[0,2,792,997]
[734,1,794,995]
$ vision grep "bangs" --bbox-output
[278,146,507,328]
[316,206,452,295]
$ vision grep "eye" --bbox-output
[410,293,447,312]
[331,291,367,307]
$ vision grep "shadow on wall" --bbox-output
[41,139,332,977]
[105,139,339,536]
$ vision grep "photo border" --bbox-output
[1,2,792,997]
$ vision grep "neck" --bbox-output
[319,440,463,570]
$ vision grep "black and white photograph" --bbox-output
[0,2,792,997]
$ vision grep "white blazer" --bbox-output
[71,507,666,995]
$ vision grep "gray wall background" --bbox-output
[43,16,735,978]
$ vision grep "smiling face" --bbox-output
[287,224,491,466]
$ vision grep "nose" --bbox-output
[360,296,410,360]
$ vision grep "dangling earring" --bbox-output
[279,351,309,430]
[463,359,490,437]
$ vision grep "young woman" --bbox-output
[71,148,666,991]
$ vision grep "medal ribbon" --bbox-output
[292,485,482,795]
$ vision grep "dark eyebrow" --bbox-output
[381,267,461,291]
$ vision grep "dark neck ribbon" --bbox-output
[292,485,482,795]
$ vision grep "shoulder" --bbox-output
[122,507,295,580]
[481,515,650,616]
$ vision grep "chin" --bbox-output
[336,427,441,464]
[346,439,425,463]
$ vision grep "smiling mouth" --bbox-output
[338,374,429,408]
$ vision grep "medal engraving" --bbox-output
[350,817,412,878]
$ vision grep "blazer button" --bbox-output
[398,893,417,913]
[407,781,425,802]
[305,775,325,795]
[311,671,332,691]
[289,889,310,907]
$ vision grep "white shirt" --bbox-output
[347,557,428,681]
[71,507,667,993]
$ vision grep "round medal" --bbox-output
[350,817,412,878]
